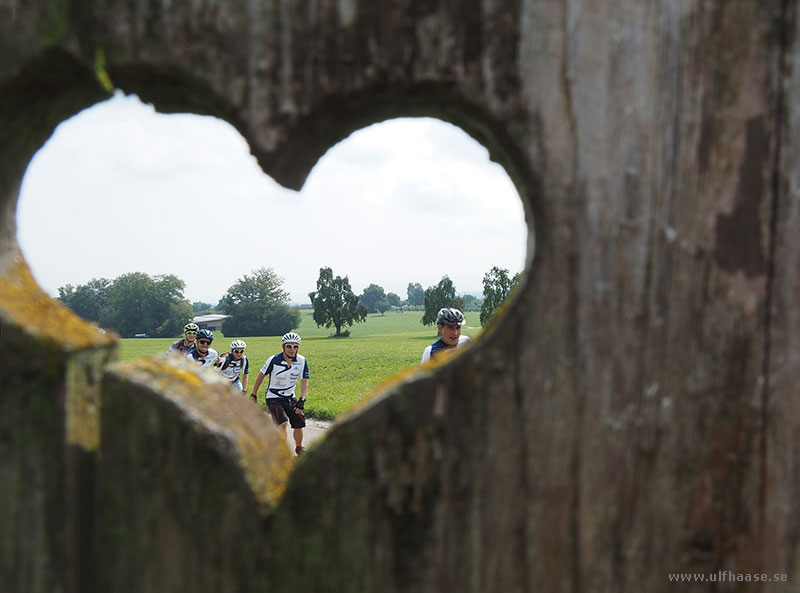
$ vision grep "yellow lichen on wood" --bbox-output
[107,356,294,511]
[0,257,116,350]
[66,348,114,451]
[94,48,114,93]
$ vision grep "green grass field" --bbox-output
[118,309,483,420]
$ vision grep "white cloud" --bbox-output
[17,94,528,305]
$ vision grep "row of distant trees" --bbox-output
[307,266,520,337]
[57,268,300,338]
[57,265,520,338]
[364,267,520,328]
[360,282,481,314]
[58,273,194,338]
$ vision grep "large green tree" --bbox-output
[421,276,466,326]
[359,283,387,313]
[309,267,367,337]
[98,272,193,337]
[219,267,300,337]
[479,266,520,326]
[57,277,111,323]
[374,298,391,315]
[406,282,424,307]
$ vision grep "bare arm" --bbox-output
[249,372,265,402]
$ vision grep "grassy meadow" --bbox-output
[118,309,483,419]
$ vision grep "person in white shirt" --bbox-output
[214,339,250,392]
[421,308,471,364]
[186,328,219,368]
[249,332,310,455]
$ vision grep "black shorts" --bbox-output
[266,397,306,429]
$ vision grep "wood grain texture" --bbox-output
[1,1,798,591]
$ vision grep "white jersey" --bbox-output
[421,335,471,364]
[215,352,250,382]
[259,353,309,400]
[186,347,220,369]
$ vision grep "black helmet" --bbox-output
[436,307,465,326]
[197,328,213,342]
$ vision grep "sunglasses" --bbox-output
[284,344,299,349]
[198,340,212,345]
[185,331,197,335]
[233,349,244,354]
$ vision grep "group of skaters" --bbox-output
[167,324,309,455]
[166,307,469,456]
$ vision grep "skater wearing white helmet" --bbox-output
[249,332,310,455]
[215,339,250,392]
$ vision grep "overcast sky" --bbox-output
[17,92,528,305]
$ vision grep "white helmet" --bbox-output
[230,340,246,350]
[282,332,301,345]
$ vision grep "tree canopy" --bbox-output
[421,276,466,326]
[309,267,368,337]
[219,267,300,337]
[192,301,216,315]
[480,266,520,327]
[74,272,195,337]
[58,277,111,323]
[461,294,483,312]
[374,298,391,315]
[360,283,387,313]
[406,282,425,307]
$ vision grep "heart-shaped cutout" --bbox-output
[18,93,528,307]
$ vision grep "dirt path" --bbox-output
[285,418,333,452]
